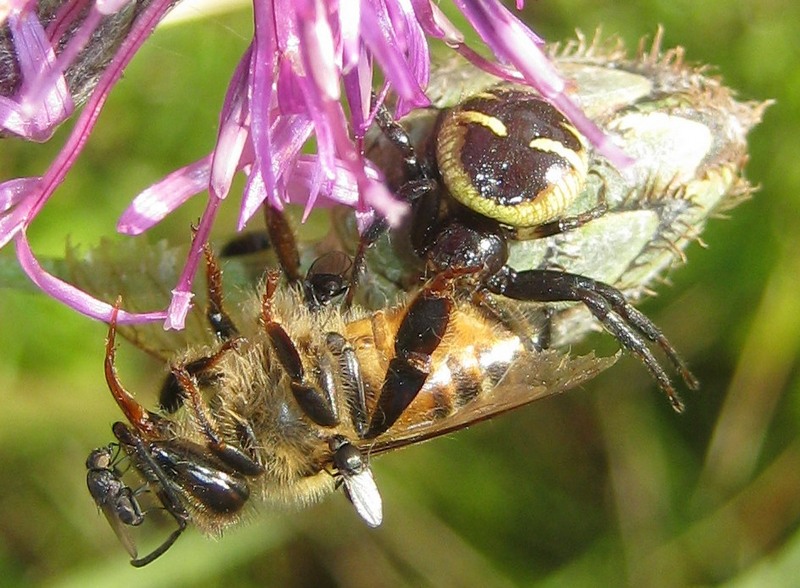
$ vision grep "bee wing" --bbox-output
[366,349,617,455]
[62,235,333,359]
[343,467,383,527]
[63,238,232,360]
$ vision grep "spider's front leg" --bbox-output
[345,97,440,308]
[486,267,699,411]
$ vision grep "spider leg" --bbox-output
[488,267,698,411]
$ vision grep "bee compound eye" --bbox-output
[436,87,588,229]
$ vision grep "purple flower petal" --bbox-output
[0,177,41,213]
[339,0,362,74]
[359,0,428,107]
[1,9,72,140]
[163,192,223,329]
[342,48,373,140]
[211,44,253,201]
[408,0,464,44]
[239,115,314,228]
[14,231,167,324]
[282,154,379,209]
[117,156,212,235]
[165,289,195,330]
[453,0,632,166]
[0,193,35,249]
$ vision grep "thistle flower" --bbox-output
[0,0,630,329]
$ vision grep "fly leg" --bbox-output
[101,303,189,565]
[110,423,190,567]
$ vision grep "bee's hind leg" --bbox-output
[263,204,302,285]
[170,365,265,476]
[364,270,466,439]
[166,249,263,470]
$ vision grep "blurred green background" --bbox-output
[0,0,797,586]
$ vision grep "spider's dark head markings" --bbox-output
[436,87,588,230]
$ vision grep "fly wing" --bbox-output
[86,466,142,559]
[99,503,140,559]
[365,349,618,455]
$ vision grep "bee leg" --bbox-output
[325,332,368,438]
[263,204,302,284]
[169,256,261,471]
[536,307,555,351]
[365,272,457,438]
[170,366,265,475]
[220,230,271,257]
[203,243,240,341]
[158,337,241,412]
[111,423,189,567]
[156,248,242,413]
[487,267,699,411]
[232,417,261,463]
[105,300,172,437]
[261,272,341,427]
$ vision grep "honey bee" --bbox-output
[81,31,766,566]
[87,244,613,566]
